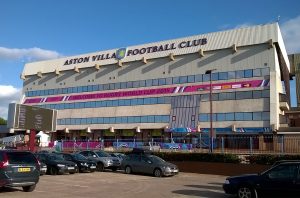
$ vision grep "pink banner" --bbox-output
[24,79,269,104]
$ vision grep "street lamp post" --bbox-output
[205,69,216,153]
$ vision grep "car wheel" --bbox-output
[111,167,117,172]
[154,168,162,177]
[97,163,104,172]
[237,186,257,198]
[125,166,132,174]
[22,184,36,192]
[49,167,58,175]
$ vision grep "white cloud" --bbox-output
[281,15,300,54]
[0,47,62,62]
[0,85,21,119]
[234,23,254,29]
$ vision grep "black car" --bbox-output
[35,153,77,175]
[58,153,97,173]
[39,162,47,175]
[0,150,39,192]
[223,161,300,198]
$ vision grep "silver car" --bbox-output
[122,154,179,177]
[78,150,121,171]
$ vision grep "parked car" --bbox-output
[35,153,77,175]
[57,153,97,173]
[110,153,126,162]
[39,162,47,175]
[0,150,39,192]
[122,153,179,177]
[223,161,300,198]
[78,150,121,171]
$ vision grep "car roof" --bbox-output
[272,160,300,166]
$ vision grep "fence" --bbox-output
[45,135,300,155]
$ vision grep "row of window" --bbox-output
[26,67,270,97]
[38,89,269,110]
[199,112,270,122]
[57,115,170,125]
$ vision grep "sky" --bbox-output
[0,0,300,119]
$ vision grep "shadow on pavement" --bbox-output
[172,189,230,198]
[185,184,223,191]
[0,187,22,193]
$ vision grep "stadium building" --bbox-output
[20,23,291,144]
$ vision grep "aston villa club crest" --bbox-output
[116,48,127,60]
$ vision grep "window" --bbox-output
[195,74,203,82]
[261,68,270,76]
[203,74,210,82]
[133,81,139,88]
[134,116,141,123]
[109,117,116,124]
[146,79,152,87]
[267,164,298,180]
[253,90,262,98]
[172,77,180,84]
[166,77,173,85]
[115,117,122,123]
[127,117,135,123]
[148,116,155,123]
[235,70,245,79]
[179,76,188,84]
[244,69,253,78]
[103,117,110,124]
[253,68,261,77]
[121,117,128,123]
[158,78,166,85]
[115,83,121,90]
[103,84,110,90]
[262,90,270,98]
[141,116,148,123]
[152,79,159,86]
[188,75,195,83]
[121,82,127,89]
[236,91,252,99]
[253,112,262,121]
[200,94,209,101]
[235,112,244,121]
[219,72,228,80]
[225,113,234,121]
[109,83,115,90]
[88,86,93,92]
[140,80,146,87]
[228,71,236,79]
[217,113,226,121]
[262,112,270,121]
[127,81,133,88]
[244,112,252,120]
[212,73,218,81]
[199,114,208,122]
[98,84,103,91]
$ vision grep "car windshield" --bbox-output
[48,154,65,161]
[148,155,165,163]
[95,151,111,157]
[73,154,87,160]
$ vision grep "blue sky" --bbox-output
[0,0,300,118]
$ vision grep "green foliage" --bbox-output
[248,155,300,165]
[0,117,7,125]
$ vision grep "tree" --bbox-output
[0,117,7,125]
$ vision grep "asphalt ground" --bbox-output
[0,171,233,198]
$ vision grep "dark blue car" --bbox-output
[223,161,300,198]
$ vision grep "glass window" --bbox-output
[152,79,159,86]
[262,112,270,121]
[40,90,45,95]
[109,117,116,124]
[157,97,164,104]
[121,117,127,123]
[267,164,298,180]
[133,81,139,88]
[119,100,125,106]
[137,98,144,105]
[131,98,138,106]
[154,115,162,123]
[98,84,103,91]
[71,119,76,125]
[225,113,234,121]
[164,97,171,104]
[200,94,209,101]
[161,115,169,123]
[235,112,244,121]
[109,83,115,90]
[195,74,203,82]
[203,74,210,82]
[86,118,92,124]
[103,84,110,90]
[82,86,88,92]
[179,76,188,84]
[149,97,158,104]
[44,90,49,95]
[112,100,118,107]
[166,77,172,85]
[144,98,151,105]
[228,71,236,79]
[235,70,245,79]
[97,117,104,124]
[84,102,91,108]
[92,118,98,124]
[127,117,134,123]
[262,90,270,98]
[172,77,180,84]
[244,69,253,78]
[236,91,252,99]
[124,99,131,106]
[115,117,122,123]
[244,112,253,120]
[253,112,262,121]
[88,86,93,92]
[69,103,75,109]
[103,117,110,124]
[217,113,226,121]
[212,73,218,81]
[199,114,208,122]
[253,90,262,98]
[261,68,270,76]
[253,68,261,77]
[120,82,127,89]
[81,118,87,124]
[188,75,195,83]
[146,79,152,87]
[140,80,146,87]
[106,100,113,107]
[212,93,219,101]
[148,115,155,123]
[134,116,141,123]
[219,72,228,80]
[115,83,121,90]
[127,81,133,88]
[141,116,148,123]
[158,78,166,85]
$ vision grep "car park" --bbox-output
[0,150,39,192]
[122,153,179,177]
[35,153,77,175]
[223,160,300,198]
[78,150,121,171]
[57,153,97,173]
